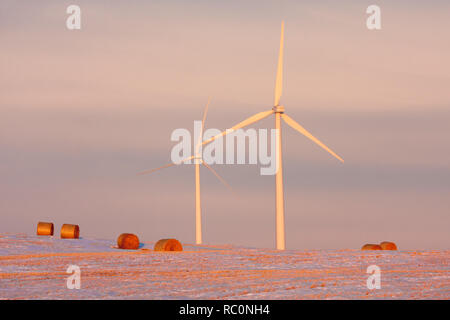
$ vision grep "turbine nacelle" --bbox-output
[272,105,285,113]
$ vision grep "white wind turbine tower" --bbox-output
[202,21,344,250]
[139,99,232,245]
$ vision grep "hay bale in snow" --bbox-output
[361,244,382,250]
[380,241,397,250]
[37,222,54,236]
[60,224,80,239]
[154,239,182,251]
[117,233,140,250]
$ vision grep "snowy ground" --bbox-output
[0,233,448,299]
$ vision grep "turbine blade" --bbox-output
[201,161,236,195]
[281,114,344,163]
[201,97,211,131]
[196,97,211,154]
[138,155,196,175]
[202,110,274,145]
[274,21,284,106]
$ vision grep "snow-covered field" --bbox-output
[0,233,448,299]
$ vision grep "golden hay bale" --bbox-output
[154,239,183,251]
[117,233,140,250]
[60,224,80,239]
[361,244,382,250]
[37,222,54,236]
[380,241,397,250]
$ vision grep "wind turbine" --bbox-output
[202,21,344,250]
[139,99,233,245]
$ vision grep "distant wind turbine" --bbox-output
[202,21,344,250]
[139,99,233,245]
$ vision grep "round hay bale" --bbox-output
[37,222,54,236]
[361,244,382,250]
[154,239,183,251]
[117,233,140,250]
[60,224,80,239]
[380,241,397,250]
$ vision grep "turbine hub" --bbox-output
[272,105,285,113]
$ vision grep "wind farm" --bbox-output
[1,0,449,302]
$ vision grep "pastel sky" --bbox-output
[1,0,449,249]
